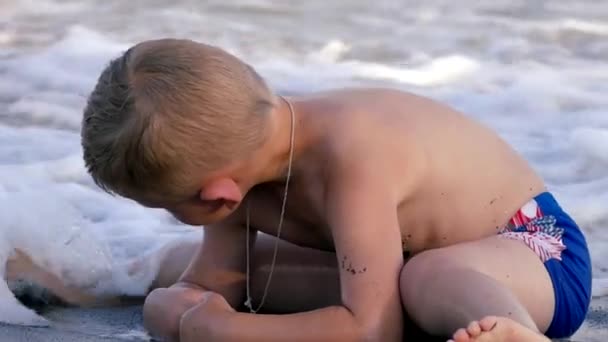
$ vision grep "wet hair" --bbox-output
[81,39,275,202]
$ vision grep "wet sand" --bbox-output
[0,297,606,341]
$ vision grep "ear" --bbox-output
[199,178,243,209]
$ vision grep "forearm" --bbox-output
[181,305,366,342]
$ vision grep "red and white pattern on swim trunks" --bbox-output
[499,199,567,263]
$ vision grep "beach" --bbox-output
[1,0,607,340]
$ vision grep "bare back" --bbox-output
[244,88,545,255]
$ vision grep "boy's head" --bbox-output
[81,39,275,224]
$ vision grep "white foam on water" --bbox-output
[0,27,198,302]
[105,329,152,341]
[0,145,197,298]
[2,0,87,16]
[1,0,607,312]
[559,19,608,35]
[572,128,608,165]
[1,26,128,131]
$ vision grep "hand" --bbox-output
[179,292,235,341]
[143,285,208,342]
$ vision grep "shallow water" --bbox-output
[0,0,607,297]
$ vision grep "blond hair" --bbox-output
[81,39,275,202]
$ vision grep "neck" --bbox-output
[254,95,314,184]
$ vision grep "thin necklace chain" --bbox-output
[244,96,295,314]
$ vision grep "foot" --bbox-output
[448,316,550,342]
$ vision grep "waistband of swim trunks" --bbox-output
[506,191,576,231]
[532,192,574,222]
[533,192,558,207]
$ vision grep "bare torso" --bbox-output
[240,88,545,255]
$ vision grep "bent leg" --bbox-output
[151,233,441,339]
[149,236,202,289]
[149,233,342,312]
[249,236,341,313]
[400,236,555,339]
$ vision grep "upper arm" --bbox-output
[179,220,255,308]
[327,160,405,339]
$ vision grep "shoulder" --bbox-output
[324,137,398,208]
[322,107,427,205]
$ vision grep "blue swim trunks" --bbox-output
[499,192,592,338]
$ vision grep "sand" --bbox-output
[0,305,149,342]
[0,297,605,341]
[569,296,608,342]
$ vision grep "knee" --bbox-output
[143,288,168,326]
[143,287,165,311]
[143,288,180,340]
[399,249,458,305]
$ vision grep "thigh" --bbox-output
[253,236,442,341]
[149,235,202,289]
[250,234,341,313]
[148,233,343,313]
[400,236,555,333]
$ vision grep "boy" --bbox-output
[81,39,592,341]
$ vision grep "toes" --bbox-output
[466,321,482,337]
[451,318,499,342]
[452,328,471,342]
[478,316,499,331]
